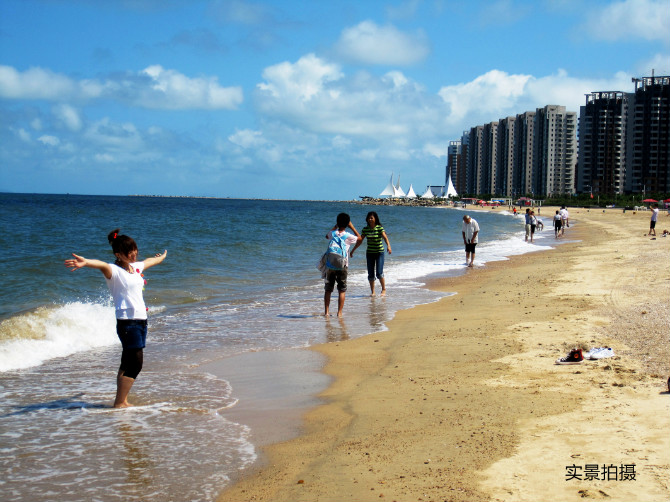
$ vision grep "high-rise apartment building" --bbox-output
[447,140,462,192]
[577,92,627,195]
[458,105,576,197]
[576,74,669,196]
[625,75,670,194]
[536,105,578,196]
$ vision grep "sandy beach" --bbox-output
[218,206,670,502]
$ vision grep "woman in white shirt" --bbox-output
[65,229,167,408]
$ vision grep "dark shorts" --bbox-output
[465,243,477,253]
[555,221,562,230]
[650,220,656,229]
[325,269,348,292]
[116,319,148,350]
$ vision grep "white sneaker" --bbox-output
[590,347,614,359]
[585,347,604,360]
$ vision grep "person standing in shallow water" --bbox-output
[64,229,167,408]
[462,214,479,267]
[351,211,392,296]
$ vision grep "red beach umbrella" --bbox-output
[642,199,657,203]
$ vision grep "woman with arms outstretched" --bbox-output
[65,229,167,408]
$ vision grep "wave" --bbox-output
[0,302,119,372]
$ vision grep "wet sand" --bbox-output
[217,206,670,502]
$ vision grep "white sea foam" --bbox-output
[0,302,118,372]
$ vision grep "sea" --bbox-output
[0,193,558,502]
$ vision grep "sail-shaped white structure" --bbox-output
[420,186,434,199]
[444,173,458,198]
[379,173,396,197]
[394,176,406,197]
[406,184,417,198]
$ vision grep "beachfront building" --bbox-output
[451,133,469,195]
[466,125,485,195]
[577,92,627,195]
[447,140,462,194]
[458,105,577,197]
[535,105,578,196]
[625,75,670,194]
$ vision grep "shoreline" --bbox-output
[217,206,669,502]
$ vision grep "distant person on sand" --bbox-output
[64,229,167,408]
[560,206,569,235]
[323,213,362,317]
[351,211,392,296]
[554,210,562,238]
[648,204,659,236]
[529,210,537,243]
[462,214,479,267]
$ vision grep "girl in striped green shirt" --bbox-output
[351,211,392,296]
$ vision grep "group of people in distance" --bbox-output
[322,211,482,317]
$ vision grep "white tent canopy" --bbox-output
[379,173,396,197]
[394,176,406,197]
[420,186,434,199]
[406,184,417,198]
[380,173,412,198]
[444,174,458,198]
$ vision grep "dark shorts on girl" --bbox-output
[116,319,148,349]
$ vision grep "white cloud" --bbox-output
[138,65,243,109]
[0,65,103,101]
[17,128,31,142]
[331,135,351,149]
[0,64,243,110]
[37,135,60,146]
[258,54,343,101]
[228,129,266,148]
[333,21,430,65]
[256,55,440,140]
[84,118,144,151]
[54,104,82,131]
[438,69,633,124]
[636,53,670,75]
[585,0,670,42]
[438,70,533,122]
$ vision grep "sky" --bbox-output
[1,0,668,200]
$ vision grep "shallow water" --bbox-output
[0,194,556,501]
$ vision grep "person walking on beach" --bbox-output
[529,210,537,243]
[560,206,569,235]
[554,210,562,238]
[351,211,392,296]
[524,208,532,242]
[649,204,659,236]
[64,229,167,408]
[323,213,362,317]
[462,214,479,268]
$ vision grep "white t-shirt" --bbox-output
[462,219,480,244]
[651,208,659,222]
[105,262,147,320]
[560,208,568,221]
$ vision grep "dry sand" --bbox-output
[218,206,669,502]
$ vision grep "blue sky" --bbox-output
[1,0,668,200]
